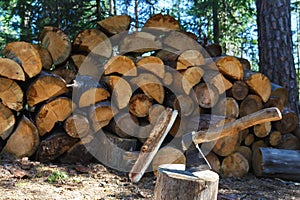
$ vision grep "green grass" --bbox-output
[47,170,69,184]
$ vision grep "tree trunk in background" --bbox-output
[135,0,139,28]
[212,1,219,44]
[256,0,299,116]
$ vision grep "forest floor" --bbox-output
[0,157,299,200]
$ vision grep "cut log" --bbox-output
[97,15,131,36]
[214,97,239,119]
[119,31,162,54]
[276,133,300,150]
[102,75,132,109]
[39,26,72,65]
[33,44,53,70]
[36,130,78,162]
[0,58,25,81]
[129,93,153,117]
[107,112,139,138]
[152,146,186,176]
[239,94,263,117]
[239,128,250,143]
[251,140,268,152]
[230,80,249,101]
[236,146,252,167]
[271,83,288,105]
[131,73,164,104]
[0,103,15,140]
[64,114,90,138]
[70,54,87,70]
[78,87,110,108]
[162,71,173,86]
[0,77,23,111]
[163,31,201,50]
[274,107,299,134]
[215,56,243,80]
[203,70,233,94]
[253,122,271,138]
[73,28,112,58]
[164,94,196,117]
[264,96,285,113]
[136,56,165,78]
[268,131,282,146]
[206,152,221,173]
[292,124,300,141]
[221,152,249,177]
[36,97,74,136]
[154,164,219,200]
[244,133,255,146]
[212,132,241,157]
[104,55,137,76]
[26,72,68,107]
[89,101,116,132]
[181,67,204,95]
[148,104,166,124]
[3,116,39,158]
[194,83,219,108]
[176,50,205,70]
[3,41,42,78]
[244,70,271,103]
[144,14,180,31]
[252,147,300,181]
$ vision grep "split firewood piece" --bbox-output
[60,134,95,164]
[252,147,300,182]
[89,101,116,132]
[3,116,39,158]
[244,133,255,146]
[203,70,233,94]
[0,77,23,111]
[230,80,249,101]
[97,15,131,36]
[276,133,300,150]
[102,75,132,109]
[206,152,221,173]
[129,108,178,183]
[33,44,53,70]
[214,97,239,119]
[164,94,195,117]
[70,54,86,70]
[73,29,112,58]
[36,130,78,163]
[136,56,165,79]
[205,44,222,57]
[236,146,252,167]
[0,58,25,81]
[244,70,271,103]
[78,86,110,108]
[64,114,90,138]
[0,103,15,140]
[3,41,42,78]
[239,94,263,117]
[148,104,166,124]
[274,107,298,134]
[152,146,186,176]
[26,72,68,107]
[253,122,271,138]
[268,131,282,146]
[154,164,219,200]
[164,31,201,51]
[107,112,139,138]
[131,73,164,104]
[104,55,137,76]
[221,152,249,178]
[176,50,205,70]
[119,31,162,54]
[144,13,180,31]
[271,83,288,105]
[36,97,75,136]
[181,66,204,95]
[264,96,284,113]
[39,26,71,65]
[215,56,243,80]
[129,93,153,117]
[194,82,219,108]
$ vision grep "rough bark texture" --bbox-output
[256,0,299,115]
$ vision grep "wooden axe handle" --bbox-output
[182,107,282,150]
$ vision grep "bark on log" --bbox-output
[33,45,53,70]
[73,29,112,58]
[3,116,39,158]
[104,55,137,76]
[97,15,131,36]
[64,114,90,138]
[274,108,299,134]
[0,103,15,140]
[36,97,74,136]
[239,94,263,117]
[221,152,249,177]
[236,146,252,167]
[0,77,23,111]
[252,147,300,181]
[51,65,77,84]
[0,58,25,81]
[39,26,72,65]
[154,164,219,200]
[271,83,288,105]
[3,41,42,78]
[252,140,268,152]
[205,44,222,57]
[215,56,243,80]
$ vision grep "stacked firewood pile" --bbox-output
[0,14,299,180]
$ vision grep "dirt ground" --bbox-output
[0,157,299,200]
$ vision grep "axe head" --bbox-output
[185,143,211,172]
